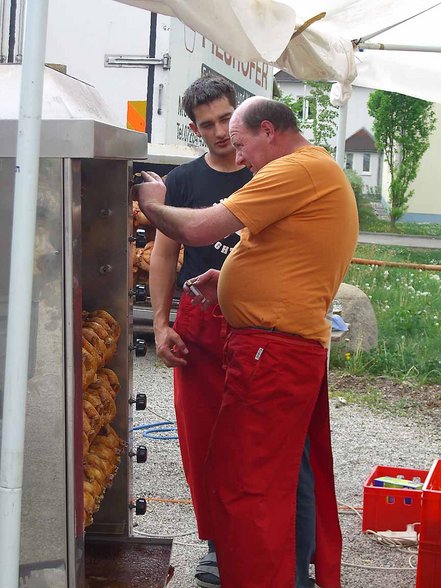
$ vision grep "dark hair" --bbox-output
[182,75,237,123]
[242,98,299,133]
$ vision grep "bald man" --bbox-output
[135,97,358,588]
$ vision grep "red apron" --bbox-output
[205,328,342,588]
[173,294,228,539]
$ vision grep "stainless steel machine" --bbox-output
[0,65,172,587]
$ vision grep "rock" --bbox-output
[333,283,378,352]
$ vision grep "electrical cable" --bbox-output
[337,500,363,519]
[132,420,174,430]
[146,405,174,422]
[337,501,418,571]
[132,420,178,440]
[341,560,416,571]
[145,496,192,505]
[135,529,198,539]
[173,541,207,548]
[143,434,179,440]
[365,529,418,549]
[143,430,178,440]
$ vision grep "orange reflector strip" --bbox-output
[127,100,147,132]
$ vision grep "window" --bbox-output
[302,97,316,121]
[363,153,371,173]
[345,153,353,170]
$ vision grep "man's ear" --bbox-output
[189,122,201,137]
[261,120,275,140]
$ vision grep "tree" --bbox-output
[278,81,339,155]
[367,91,436,224]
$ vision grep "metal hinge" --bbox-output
[104,53,171,69]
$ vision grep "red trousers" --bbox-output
[173,294,228,539]
[205,328,342,588]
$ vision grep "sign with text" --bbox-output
[159,19,273,147]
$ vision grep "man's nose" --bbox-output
[215,121,228,137]
[235,152,245,166]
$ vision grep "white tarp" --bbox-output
[115,0,441,103]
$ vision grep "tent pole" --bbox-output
[0,0,49,586]
[357,2,441,43]
[335,101,348,168]
[358,42,441,52]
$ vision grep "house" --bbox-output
[345,128,381,194]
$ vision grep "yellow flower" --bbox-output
[345,352,351,361]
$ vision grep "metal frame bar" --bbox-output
[358,42,441,53]
[0,1,49,586]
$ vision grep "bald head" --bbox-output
[229,96,308,173]
[232,96,299,134]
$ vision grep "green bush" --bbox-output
[344,169,363,217]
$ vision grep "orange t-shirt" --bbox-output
[218,146,359,347]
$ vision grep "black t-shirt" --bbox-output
[165,155,252,288]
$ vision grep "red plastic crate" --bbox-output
[362,465,428,532]
[416,459,441,588]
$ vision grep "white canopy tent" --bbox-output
[1,1,441,586]
[117,0,441,104]
[116,0,441,165]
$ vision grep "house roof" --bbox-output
[345,128,378,152]
[274,70,301,83]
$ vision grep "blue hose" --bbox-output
[132,420,178,440]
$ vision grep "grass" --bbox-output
[328,386,416,416]
[358,197,441,237]
[330,244,441,385]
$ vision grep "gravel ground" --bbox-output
[132,344,441,588]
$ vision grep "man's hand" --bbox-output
[155,325,189,368]
[183,269,220,310]
[132,172,244,247]
[133,171,166,211]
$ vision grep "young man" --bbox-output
[135,96,359,588]
[148,76,252,587]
